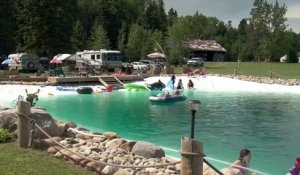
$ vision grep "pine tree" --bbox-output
[15,0,76,57]
[88,22,110,50]
[0,0,16,55]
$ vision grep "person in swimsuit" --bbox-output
[230,149,253,175]
[187,79,194,89]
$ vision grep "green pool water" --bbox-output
[37,90,300,175]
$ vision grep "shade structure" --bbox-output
[147,52,166,59]
[50,54,71,64]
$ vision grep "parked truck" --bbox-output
[76,49,122,70]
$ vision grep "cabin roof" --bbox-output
[183,39,227,52]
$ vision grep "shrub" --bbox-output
[0,128,11,143]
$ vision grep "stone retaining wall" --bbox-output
[209,74,300,86]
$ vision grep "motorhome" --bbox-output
[76,49,122,70]
[8,53,39,71]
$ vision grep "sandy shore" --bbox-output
[1,75,300,108]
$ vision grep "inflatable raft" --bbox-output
[76,87,93,94]
[149,95,186,102]
[124,84,148,91]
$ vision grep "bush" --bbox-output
[0,128,11,143]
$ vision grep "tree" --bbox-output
[126,24,152,62]
[140,0,167,32]
[165,17,195,65]
[117,22,129,60]
[72,20,87,51]
[167,8,178,26]
[15,0,76,57]
[0,0,16,55]
[88,22,110,50]
[248,0,288,61]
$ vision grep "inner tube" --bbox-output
[76,87,93,94]
[147,82,166,90]
[149,95,186,102]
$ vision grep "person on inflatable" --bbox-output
[164,91,171,97]
[289,157,300,175]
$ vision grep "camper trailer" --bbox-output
[8,53,39,71]
[76,50,122,70]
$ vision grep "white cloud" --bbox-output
[286,5,300,18]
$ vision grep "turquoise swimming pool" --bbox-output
[38,90,300,175]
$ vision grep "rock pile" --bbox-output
[210,74,300,86]
[44,130,180,175]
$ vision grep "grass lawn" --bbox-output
[174,62,300,79]
[0,142,95,175]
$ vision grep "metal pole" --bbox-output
[191,110,196,139]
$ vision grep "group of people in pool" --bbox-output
[170,74,194,90]
[161,75,195,97]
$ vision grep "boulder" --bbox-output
[101,166,119,175]
[131,141,165,158]
[105,138,127,149]
[65,121,77,128]
[103,132,119,140]
[47,146,62,154]
[30,108,66,139]
[0,109,17,132]
[0,108,67,139]
[38,136,63,149]
[119,141,136,152]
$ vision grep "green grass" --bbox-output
[174,62,300,79]
[0,142,95,175]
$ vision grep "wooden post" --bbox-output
[269,69,273,79]
[234,68,238,75]
[17,100,31,148]
[181,136,203,175]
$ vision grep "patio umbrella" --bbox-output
[50,59,63,64]
[50,54,71,64]
[1,59,17,65]
[147,52,166,59]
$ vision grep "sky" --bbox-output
[164,0,300,33]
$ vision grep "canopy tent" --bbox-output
[147,52,166,59]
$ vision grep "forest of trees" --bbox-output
[0,0,299,64]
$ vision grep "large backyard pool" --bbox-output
[36,89,300,175]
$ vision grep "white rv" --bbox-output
[76,49,122,70]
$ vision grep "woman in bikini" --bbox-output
[230,149,252,174]
[221,148,255,175]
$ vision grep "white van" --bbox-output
[76,49,122,70]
